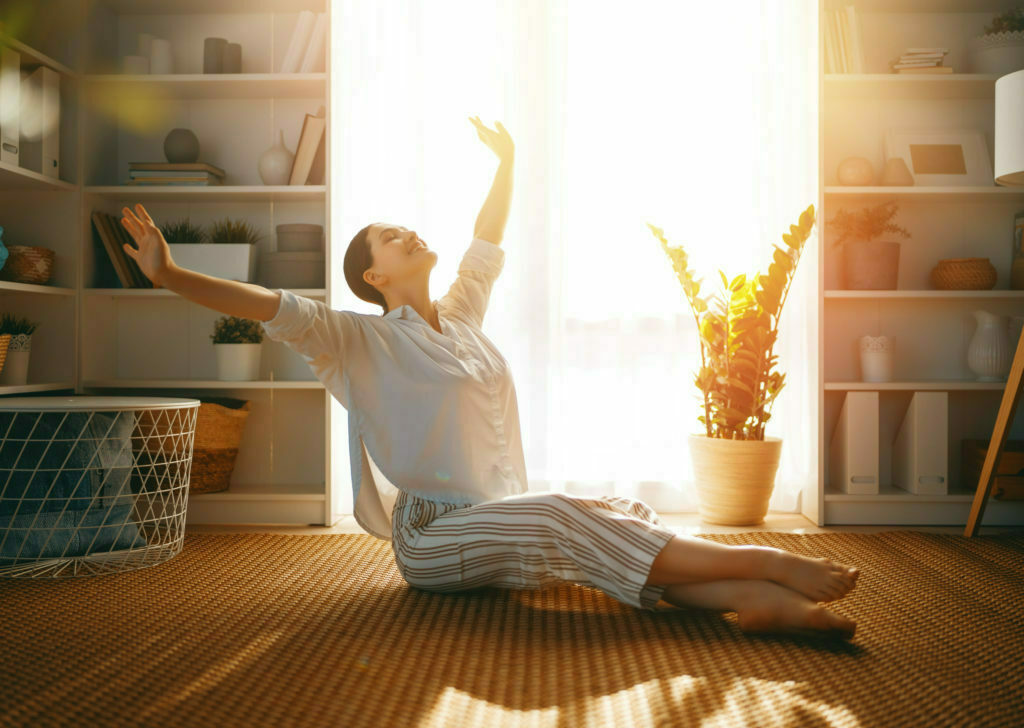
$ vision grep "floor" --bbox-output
[186,512,1021,536]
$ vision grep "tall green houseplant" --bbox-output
[647,204,816,441]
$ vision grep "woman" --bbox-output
[120,116,859,640]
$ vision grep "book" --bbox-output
[288,107,326,185]
[845,4,864,73]
[128,172,222,182]
[905,47,949,53]
[105,211,152,288]
[892,62,943,69]
[299,12,327,73]
[896,66,954,74]
[280,10,316,73]
[824,11,837,73]
[92,211,136,288]
[127,179,224,186]
[129,161,225,177]
[835,9,849,73]
[129,170,221,177]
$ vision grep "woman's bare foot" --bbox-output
[761,547,860,603]
[736,579,857,640]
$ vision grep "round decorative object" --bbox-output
[880,157,914,186]
[0,396,200,578]
[968,31,1024,75]
[930,257,997,290]
[258,129,295,186]
[687,434,782,526]
[0,245,54,284]
[837,157,875,186]
[163,127,200,163]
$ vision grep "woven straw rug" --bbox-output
[2,530,1022,727]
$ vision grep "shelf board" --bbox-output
[83,287,326,298]
[824,483,976,502]
[0,382,75,396]
[825,380,1007,391]
[93,0,325,12]
[823,186,1024,203]
[190,483,325,500]
[848,0,1021,11]
[825,289,1024,299]
[0,160,77,192]
[0,30,77,78]
[824,73,999,100]
[84,185,325,202]
[82,379,324,389]
[0,281,76,296]
[82,73,326,100]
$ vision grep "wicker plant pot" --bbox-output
[0,245,55,285]
[688,434,783,526]
[134,397,251,494]
[0,334,11,377]
[930,258,997,290]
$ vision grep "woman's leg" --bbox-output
[645,534,860,603]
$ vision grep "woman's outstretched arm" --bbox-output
[119,202,281,322]
[469,117,515,246]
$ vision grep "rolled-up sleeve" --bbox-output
[437,237,505,329]
[261,289,355,364]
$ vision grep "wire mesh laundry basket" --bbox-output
[0,396,200,578]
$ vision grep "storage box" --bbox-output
[893,392,948,495]
[276,223,323,252]
[829,391,879,494]
[961,439,1024,501]
[262,251,324,288]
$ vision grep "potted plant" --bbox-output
[827,200,910,290]
[211,315,263,381]
[969,7,1024,75]
[0,314,38,386]
[647,204,816,525]
[159,217,260,283]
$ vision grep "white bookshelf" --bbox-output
[0,0,338,526]
[817,0,1024,526]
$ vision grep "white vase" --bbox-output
[0,333,31,386]
[258,129,294,186]
[967,310,1011,382]
[149,38,173,75]
[859,335,893,382]
[214,343,262,381]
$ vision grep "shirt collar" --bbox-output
[384,301,440,322]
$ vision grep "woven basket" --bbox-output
[0,245,55,285]
[930,257,997,290]
[134,397,251,494]
[0,334,10,377]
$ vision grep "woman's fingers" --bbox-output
[120,214,143,242]
[134,203,155,226]
[122,243,138,261]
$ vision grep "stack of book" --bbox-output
[288,105,326,185]
[280,10,327,73]
[90,210,153,288]
[127,162,226,186]
[824,4,864,73]
[891,48,952,74]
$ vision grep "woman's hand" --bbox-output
[120,203,175,288]
[469,116,514,163]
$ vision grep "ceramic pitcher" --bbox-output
[967,310,1011,381]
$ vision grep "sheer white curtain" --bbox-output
[332,0,818,515]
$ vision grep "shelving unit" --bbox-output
[815,0,1024,525]
[0,0,338,526]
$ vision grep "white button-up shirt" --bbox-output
[260,237,527,540]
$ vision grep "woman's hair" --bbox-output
[344,223,389,315]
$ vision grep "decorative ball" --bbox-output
[164,128,200,164]
[837,157,875,186]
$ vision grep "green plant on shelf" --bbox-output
[825,200,911,248]
[210,315,264,344]
[208,218,262,245]
[984,7,1024,35]
[158,218,207,244]
[0,313,38,336]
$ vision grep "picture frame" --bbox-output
[884,128,993,187]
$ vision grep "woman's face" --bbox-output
[364,223,437,292]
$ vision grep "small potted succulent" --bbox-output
[0,314,39,386]
[969,6,1024,74]
[159,217,260,283]
[827,200,911,290]
[647,204,816,526]
[211,315,264,381]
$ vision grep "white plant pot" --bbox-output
[214,343,262,381]
[969,31,1024,74]
[168,244,257,283]
[0,334,31,386]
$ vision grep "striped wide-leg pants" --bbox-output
[390,488,678,611]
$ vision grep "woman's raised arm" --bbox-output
[120,203,281,322]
